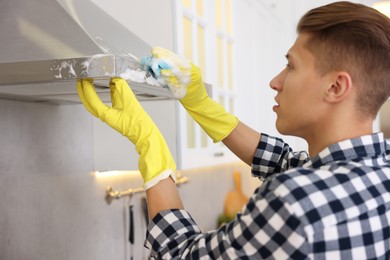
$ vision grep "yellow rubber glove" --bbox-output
[150,47,239,143]
[77,78,176,189]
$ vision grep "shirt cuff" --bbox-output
[251,133,284,181]
[145,209,201,257]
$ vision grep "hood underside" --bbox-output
[0,0,174,104]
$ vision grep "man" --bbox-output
[77,1,390,259]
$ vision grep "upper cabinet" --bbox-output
[173,0,240,169]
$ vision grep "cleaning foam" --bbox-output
[140,56,190,99]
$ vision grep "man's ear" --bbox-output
[324,71,353,103]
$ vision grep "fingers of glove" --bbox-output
[110,78,139,111]
[109,78,125,109]
[156,69,187,99]
[151,47,190,73]
[77,79,99,118]
[160,69,176,84]
[151,47,176,59]
[79,79,110,120]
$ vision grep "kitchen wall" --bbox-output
[0,98,258,260]
[0,100,114,259]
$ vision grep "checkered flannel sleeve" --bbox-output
[251,133,309,181]
[145,185,308,259]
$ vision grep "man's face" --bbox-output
[270,33,331,139]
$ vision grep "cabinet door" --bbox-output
[174,0,239,169]
[233,0,309,152]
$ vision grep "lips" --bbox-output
[273,98,280,112]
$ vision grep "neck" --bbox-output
[305,116,373,157]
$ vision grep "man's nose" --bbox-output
[269,68,286,91]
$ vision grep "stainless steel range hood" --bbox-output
[0,0,174,104]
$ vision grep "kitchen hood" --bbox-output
[0,0,175,104]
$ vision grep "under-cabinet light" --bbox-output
[93,170,140,178]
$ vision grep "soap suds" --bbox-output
[140,56,190,99]
[49,50,178,97]
[51,60,79,79]
[119,68,167,87]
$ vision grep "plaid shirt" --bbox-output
[145,133,390,259]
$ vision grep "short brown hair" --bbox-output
[297,1,390,117]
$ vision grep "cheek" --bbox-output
[281,86,320,122]
[285,75,321,105]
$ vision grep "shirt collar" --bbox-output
[304,133,389,168]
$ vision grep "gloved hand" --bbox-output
[143,47,239,143]
[77,78,176,189]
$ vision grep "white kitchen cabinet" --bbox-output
[173,0,242,169]
[232,0,311,153]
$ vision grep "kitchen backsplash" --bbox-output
[0,99,260,260]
